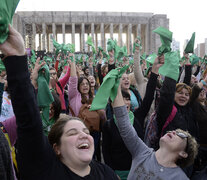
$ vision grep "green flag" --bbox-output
[86,36,96,54]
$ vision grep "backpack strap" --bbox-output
[161,105,177,136]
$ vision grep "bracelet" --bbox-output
[201,80,207,86]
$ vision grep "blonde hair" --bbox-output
[176,83,192,96]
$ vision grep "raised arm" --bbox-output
[0,26,55,179]
[112,84,151,157]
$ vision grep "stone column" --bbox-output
[119,24,123,47]
[81,23,85,52]
[32,23,36,50]
[136,24,141,37]
[100,23,105,50]
[95,33,98,50]
[91,23,95,49]
[52,23,56,40]
[38,33,41,50]
[62,23,65,44]
[110,23,113,39]
[42,23,46,50]
[145,23,149,54]
[72,23,75,45]
[127,24,132,55]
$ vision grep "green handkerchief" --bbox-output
[0,0,20,44]
[184,32,195,54]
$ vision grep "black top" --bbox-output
[156,76,199,140]
[102,72,158,170]
[4,56,118,180]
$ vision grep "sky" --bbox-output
[15,0,207,52]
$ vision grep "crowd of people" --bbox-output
[0,24,207,180]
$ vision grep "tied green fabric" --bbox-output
[146,53,157,65]
[37,64,54,123]
[86,36,96,54]
[159,51,180,81]
[117,46,128,62]
[153,27,172,55]
[184,32,195,53]
[0,59,5,73]
[113,110,134,126]
[190,54,199,65]
[133,36,142,53]
[90,65,129,111]
[115,170,129,180]
[0,0,20,44]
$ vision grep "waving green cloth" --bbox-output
[62,43,75,55]
[98,46,110,59]
[184,32,195,53]
[37,64,54,123]
[133,36,142,53]
[90,65,129,111]
[86,36,96,54]
[153,27,172,55]
[30,50,37,65]
[117,46,128,62]
[140,52,147,60]
[107,39,116,52]
[159,51,180,81]
[52,38,63,55]
[146,53,157,65]
[0,0,20,44]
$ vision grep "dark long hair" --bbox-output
[78,77,93,104]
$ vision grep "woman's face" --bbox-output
[56,120,94,166]
[88,76,95,87]
[50,69,57,80]
[121,73,130,90]
[79,79,90,95]
[160,130,188,156]
[174,88,190,106]
[198,89,206,103]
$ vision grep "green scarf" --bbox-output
[114,110,134,126]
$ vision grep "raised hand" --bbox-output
[0,25,25,56]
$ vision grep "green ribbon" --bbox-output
[133,36,142,53]
[37,64,54,123]
[0,0,20,44]
[90,65,129,111]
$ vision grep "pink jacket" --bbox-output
[68,76,82,116]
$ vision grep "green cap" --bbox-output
[0,0,20,44]
[184,32,195,53]
[153,26,172,55]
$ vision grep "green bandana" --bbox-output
[86,36,96,54]
[184,32,195,54]
[133,36,142,53]
[146,53,157,65]
[153,27,172,55]
[114,110,134,126]
[159,51,180,81]
[117,46,128,62]
[90,65,129,111]
[0,0,20,44]
[37,64,54,123]
[190,54,199,65]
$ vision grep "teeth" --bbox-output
[78,143,89,149]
